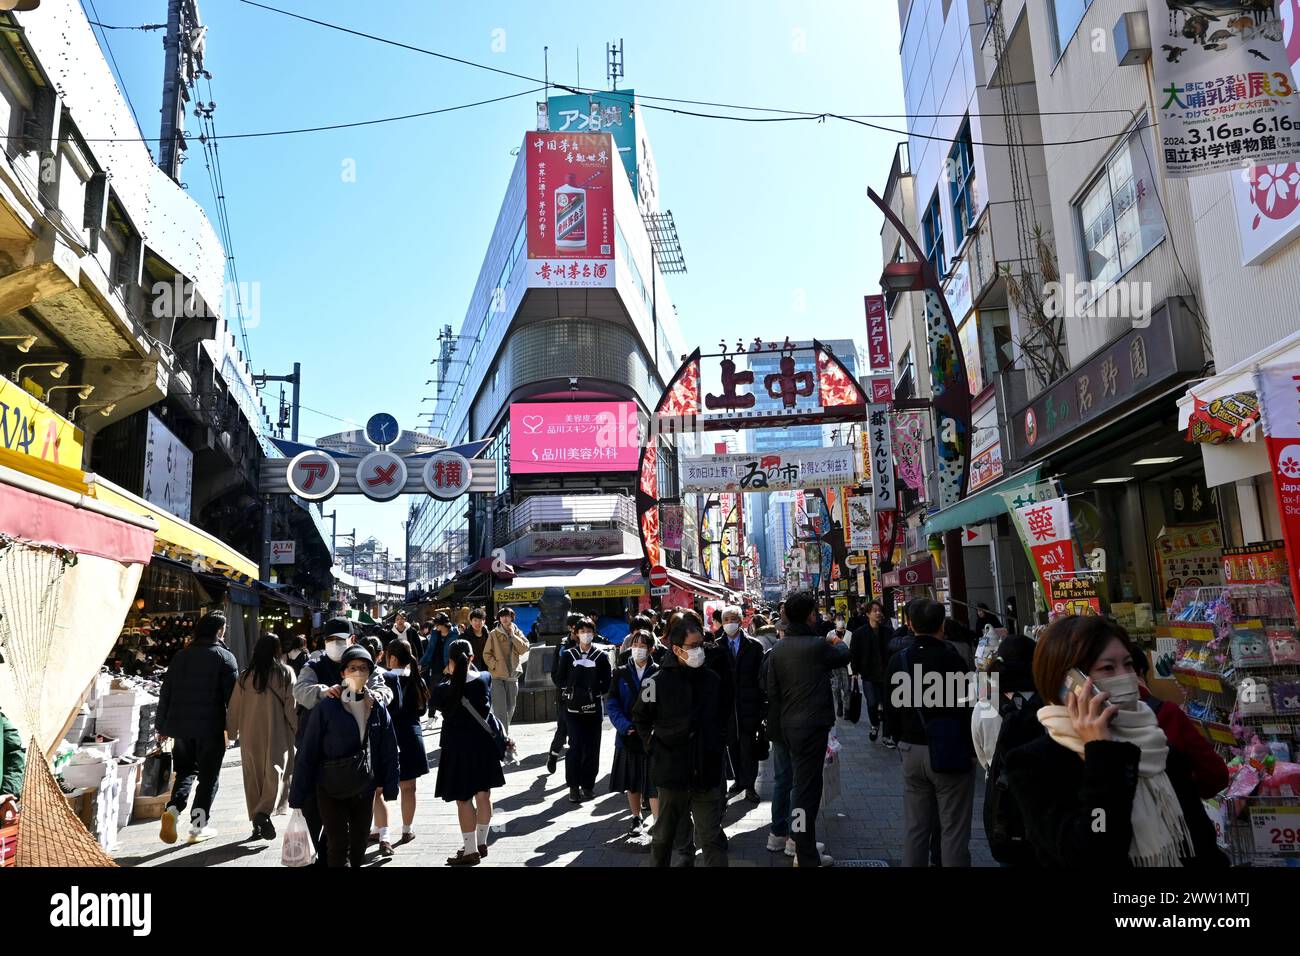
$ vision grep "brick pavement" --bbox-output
[112,712,995,868]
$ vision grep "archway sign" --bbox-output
[258,412,497,502]
[637,340,874,577]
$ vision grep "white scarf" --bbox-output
[341,688,369,742]
[1037,704,1195,868]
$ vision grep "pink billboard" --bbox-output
[509,401,642,474]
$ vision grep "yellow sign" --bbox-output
[1196,675,1224,694]
[0,376,83,468]
[1163,623,1216,642]
[494,584,648,602]
[1207,724,1238,746]
[846,552,868,567]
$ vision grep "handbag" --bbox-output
[140,746,172,798]
[281,809,316,867]
[460,695,508,761]
[318,716,372,799]
[904,646,973,774]
[846,676,863,725]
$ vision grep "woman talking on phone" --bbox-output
[1005,616,1226,867]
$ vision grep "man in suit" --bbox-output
[719,604,765,802]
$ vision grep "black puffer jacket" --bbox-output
[156,638,239,738]
[632,654,725,791]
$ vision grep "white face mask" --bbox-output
[324,641,346,662]
[387,666,406,678]
[344,673,366,693]
[1093,673,1140,710]
[579,632,594,646]
[682,647,706,668]
[723,622,740,637]
[631,647,648,665]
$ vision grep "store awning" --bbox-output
[882,558,934,589]
[85,475,259,582]
[1177,328,1300,430]
[0,453,156,564]
[493,565,647,602]
[666,568,729,600]
[922,464,1043,537]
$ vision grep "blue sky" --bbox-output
[86,0,905,549]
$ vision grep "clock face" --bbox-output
[366,413,399,447]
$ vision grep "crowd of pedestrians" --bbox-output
[145,586,1233,869]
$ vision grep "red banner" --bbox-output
[865,295,890,373]
[525,132,615,289]
[1259,364,1300,612]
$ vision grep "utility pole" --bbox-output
[159,0,205,180]
[253,362,301,441]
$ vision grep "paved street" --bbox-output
[112,712,995,868]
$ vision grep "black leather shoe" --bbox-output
[568,787,581,803]
[580,788,594,801]
[546,753,558,774]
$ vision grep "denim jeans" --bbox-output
[769,737,794,838]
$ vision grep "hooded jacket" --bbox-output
[631,650,725,790]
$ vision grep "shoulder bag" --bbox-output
[460,693,508,761]
[318,710,373,799]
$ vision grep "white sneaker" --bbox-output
[186,810,216,844]
[784,838,826,857]
[766,833,787,852]
[792,851,835,867]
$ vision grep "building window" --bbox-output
[948,120,976,244]
[921,190,945,277]
[1051,0,1093,58]
[1075,122,1165,286]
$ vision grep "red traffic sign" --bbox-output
[649,564,669,588]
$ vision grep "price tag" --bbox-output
[1204,798,1229,850]
[1250,806,1300,855]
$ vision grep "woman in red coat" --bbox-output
[1132,652,1229,799]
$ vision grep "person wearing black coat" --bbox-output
[763,591,850,868]
[1004,615,1228,868]
[545,618,581,775]
[553,618,612,802]
[429,639,506,866]
[631,616,727,867]
[370,639,429,856]
[289,646,400,868]
[156,611,239,845]
[848,600,892,742]
[718,606,765,802]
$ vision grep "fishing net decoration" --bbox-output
[0,535,116,867]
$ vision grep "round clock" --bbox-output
[365,412,400,447]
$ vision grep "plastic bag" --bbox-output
[281,809,316,867]
[822,752,842,808]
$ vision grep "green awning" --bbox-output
[922,464,1043,536]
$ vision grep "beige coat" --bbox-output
[482,624,530,680]
[226,662,298,818]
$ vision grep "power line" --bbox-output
[82,0,146,141]
[86,20,166,31]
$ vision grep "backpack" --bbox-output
[983,692,1044,866]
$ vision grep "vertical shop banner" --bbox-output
[525,132,616,289]
[660,504,683,552]
[1257,361,1300,611]
[998,479,1061,610]
[1149,1,1300,178]
[1016,497,1077,605]
[892,410,926,499]
[865,295,890,373]
[144,411,194,522]
[846,491,875,550]
[867,403,895,509]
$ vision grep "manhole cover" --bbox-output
[835,859,890,867]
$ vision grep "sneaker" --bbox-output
[869,726,879,742]
[445,850,480,867]
[766,833,787,853]
[568,787,582,804]
[792,851,835,867]
[628,817,643,837]
[744,788,760,803]
[546,753,558,775]
[186,824,217,845]
[159,807,179,845]
[784,838,826,858]
[379,841,394,857]
[395,832,416,848]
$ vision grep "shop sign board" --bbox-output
[525,132,616,289]
[1155,522,1223,596]
[510,401,642,474]
[1010,307,1201,461]
[545,90,638,195]
[893,410,926,499]
[0,375,83,468]
[867,404,895,510]
[1148,0,1300,179]
[144,411,193,522]
[682,445,856,493]
[1258,361,1300,612]
[521,531,624,558]
[1046,573,1103,618]
[270,540,296,565]
[864,295,890,373]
